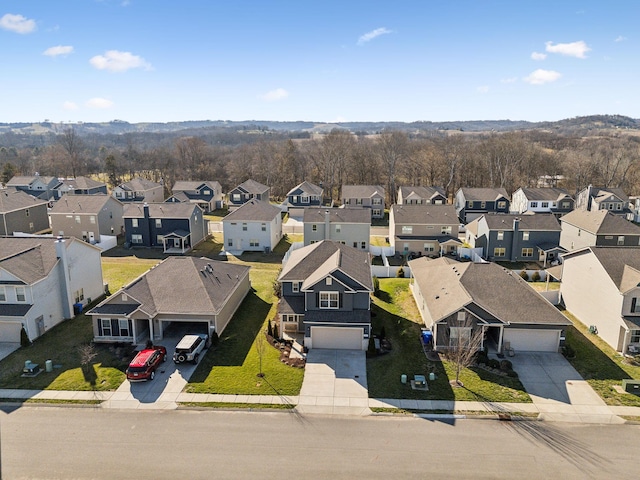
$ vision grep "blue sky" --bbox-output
[0,1,637,123]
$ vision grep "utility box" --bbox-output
[622,379,640,395]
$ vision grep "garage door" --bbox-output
[503,329,560,352]
[0,321,22,343]
[311,326,363,350]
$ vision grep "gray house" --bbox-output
[222,199,282,253]
[54,176,108,199]
[576,185,630,216]
[341,185,385,219]
[0,189,50,235]
[6,175,60,201]
[112,177,164,203]
[167,180,224,212]
[50,194,124,243]
[510,187,574,216]
[88,256,251,344]
[389,204,460,256]
[277,240,373,350]
[397,186,447,205]
[559,209,640,252]
[281,181,324,217]
[303,207,371,249]
[466,213,562,264]
[410,257,570,353]
[454,187,510,223]
[560,247,640,354]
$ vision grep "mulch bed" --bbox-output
[266,333,306,368]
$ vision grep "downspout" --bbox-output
[55,237,73,319]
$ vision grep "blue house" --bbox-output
[166,180,224,212]
[227,179,270,212]
[54,176,108,199]
[281,181,323,217]
[123,203,207,253]
[455,187,510,223]
[6,175,60,201]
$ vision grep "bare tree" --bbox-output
[376,130,410,204]
[255,330,267,378]
[442,314,484,387]
[59,128,84,177]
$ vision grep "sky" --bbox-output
[0,0,638,124]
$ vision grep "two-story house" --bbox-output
[6,175,60,201]
[466,213,562,264]
[0,236,103,343]
[454,187,510,223]
[88,256,250,344]
[54,176,108,199]
[0,189,50,235]
[303,207,371,249]
[397,186,447,205]
[49,194,124,243]
[123,203,207,253]
[409,257,570,353]
[341,185,385,219]
[389,204,460,256]
[281,181,324,217]
[575,185,630,216]
[561,247,640,354]
[510,187,574,217]
[277,240,373,350]
[166,180,224,212]
[559,209,640,252]
[227,179,270,212]
[112,177,164,203]
[222,199,282,253]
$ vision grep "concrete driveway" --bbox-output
[0,342,20,362]
[296,349,370,416]
[509,352,623,423]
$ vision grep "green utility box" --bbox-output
[622,379,640,395]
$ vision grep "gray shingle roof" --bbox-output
[482,213,560,231]
[237,179,269,194]
[123,202,198,218]
[341,185,385,199]
[560,209,640,235]
[399,186,445,200]
[49,194,116,214]
[0,189,48,213]
[58,176,106,190]
[223,199,281,222]
[590,187,629,202]
[6,176,57,187]
[587,247,640,292]
[459,187,510,201]
[518,187,572,202]
[303,207,370,224]
[172,180,222,192]
[391,204,458,225]
[120,177,161,191]
[287,181,323,196]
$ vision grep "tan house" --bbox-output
[341,185,385,219]
[49,194,124,243]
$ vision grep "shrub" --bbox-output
[210,331,219,346]
[531,271,541,282]
[272,280,282,298]
[367,336,377,356]
[519,270,529,281]
[267,320,273,337]
[488,358,501,369]
[507,370,518,378]
[373,276,380,297]
[562,344,575,359]
[272,322,280,341]
[475,350,489,365]
[499,359,512,371]
[396,267,405,278]
[20,326,31,347]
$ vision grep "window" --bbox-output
[361,241,367,249]
[16,287,26,302]
[312,224,317,232]
[228,239,233,246]
[441,226,452,235]
[434,199,443,205]
[372,198,382,205]
[403,243,409,252]
[157,235,164,244]
[424,243,435,252]
[335,224,341,233]
[249,239,260,247]
[372,209,381,217]
[326,277,332,285]
[75,215,81,224]
[541,202,549,208]
[480,202,486,209]
[449,327,472,346]
[282,314,298,323]
[155,219,162,228]
[131,234,143,244]
[497,201,506,209]
[203,190,211,195]
[242,223,247,231]
[132,218,138,228]
[616,203,622,210]
[232,193,241,202]
[631,329,640,344]
[356,198,363,205]
[522,247,534,257]
[100,319,112,336]
[494,247,506,257]
[292,282,300,293]
[562,201,571,209]
[0,286,5,302]
[522,231,530,241]
[608,203,614,210]
[261,223,266,231]
[25,209,30,217]
[618,236,625,245]
[319,292,339,309]
[497,231,504,241]
[457,311,466,322]
[402,225,413,234]
[301,195,309,203]
[467,201,473,208]
[292,195,298,203]
[74,288,84,303]
[531,202,538,208]
[353,242,358,248]
[631,298,640,313]
[90,216,96,224]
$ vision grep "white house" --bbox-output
[0,236,104,343]
[222,199,282,253]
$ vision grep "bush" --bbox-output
[499,359,512,371]
[506,370,519,378]
[367,336,377,356]
[20,326,31,347]
[475,350,489,365]
[396,267,405,278]
[488,358,501,369]
[267,320,273,337]
[373,276,380,297]
[272,322,279,341]
[519,270,529,281]
[562,344,575,359]
[531,271,541,282]
[210,331,219,346]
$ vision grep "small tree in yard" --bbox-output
[373,276,380,297]
[396,267,405,278]
[256,331,267,378]
[443,315,484,387]
[20,326,31,347]
[267,320,273,337]
[273,322,279,341]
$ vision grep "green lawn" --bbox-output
[367,278,530,402]
[102,257,160,292]
[370,236,390,247]
[562,310,640,406]
[204,207,229,223]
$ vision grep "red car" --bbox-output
[126,346,167,382]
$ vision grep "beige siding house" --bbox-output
[50,194,124,243]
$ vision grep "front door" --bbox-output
[89,232,95,243]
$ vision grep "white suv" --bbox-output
[173,334,208,364]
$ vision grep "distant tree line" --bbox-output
[1,126,640,202]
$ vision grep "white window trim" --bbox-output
[319,291,339,309]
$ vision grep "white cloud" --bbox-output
[85,97,114,109]
[259,88,289,102]
[357,27,392,45]
[523,69,562,85]
[43,45,74,57]
[615,35,626,42]
[531,51,547,61]
[89,50,151,72]
[477,86,489,94]
[500,77,518,84]
[545,40,590,58]
[0,13,37,34]
[62,101,78,111]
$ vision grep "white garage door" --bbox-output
[503,329,560,352]
[0,321,22,343]
[311,327,363,350]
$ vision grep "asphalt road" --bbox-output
[1,407,639,479]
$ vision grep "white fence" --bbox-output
[371,265,410,278]
[458,247,486,263]
[370,245,395,257]
[282,241,304,264]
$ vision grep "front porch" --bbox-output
[162,230,192,254]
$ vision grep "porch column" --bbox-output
[497,325,504,354]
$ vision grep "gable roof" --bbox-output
[390,204,458,225]
[6,175,57,187]
[223,199,281,222]
[172,180,222,192]
[278,240,373,291]
[166,191,190,203]
[303,207,370,224]
[234,179,269,194]
[585,186,629,203]
[123,202,198,219]
[560,209,640,235]
[0,189,48,213]
[459,187,510,201]
[119,177,161,191]
[399,186,446,200]
[287,181,323,197]
[49,194,117,214]
[481,213,560,231]
[58,176,106,190]
[580,247,640,293]
[410,256,570,326]
[517,187,572,202]
[91,257,250,317]
[341,185,385,199]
